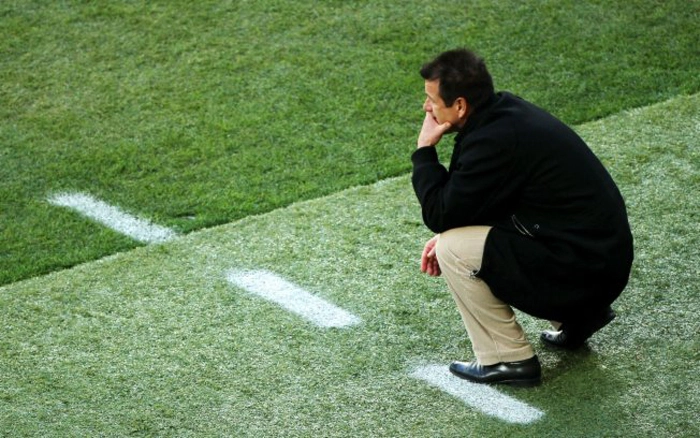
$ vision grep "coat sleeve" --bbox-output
[411,134,518,233]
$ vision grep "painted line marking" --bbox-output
[48,191,177,244]
[409,364,544,424]
[226,270,361,328]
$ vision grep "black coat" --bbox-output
[412,92,633,321]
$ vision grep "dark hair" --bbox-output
[420,48,494,111]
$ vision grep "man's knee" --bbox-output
[435,227,490,278]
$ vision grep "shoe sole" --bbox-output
[540,309,616,350]
[495,378,541,388]
[449,369,542,387]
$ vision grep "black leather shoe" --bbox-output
[449,355,541,387]
[541,306,616,350]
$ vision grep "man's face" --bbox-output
[423,79,465,131]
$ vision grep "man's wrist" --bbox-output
[412,144,440,164]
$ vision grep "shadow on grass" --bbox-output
[508,345,632,436]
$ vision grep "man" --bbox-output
[412,48,633,387]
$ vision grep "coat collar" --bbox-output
[454,92,500,145]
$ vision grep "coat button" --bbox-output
[534,224,540,229]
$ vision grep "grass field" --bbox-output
[2,0,699,436]
[2,0,699,285]
[2,94,699,436]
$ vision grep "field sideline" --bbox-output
[1,93,698,436]
[3,0,699,286]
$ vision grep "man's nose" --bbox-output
[423,98,432,112]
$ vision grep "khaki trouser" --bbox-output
[435,226,535,365]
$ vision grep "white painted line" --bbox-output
[226,270,361,328]
[409,364,544,424]
[48,192,177,244]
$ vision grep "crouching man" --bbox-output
[412,48,633,386]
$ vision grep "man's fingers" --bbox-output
[421,236,440,275]
[418,115,453,148]
[431,259,441,276]
[438,121,452,134]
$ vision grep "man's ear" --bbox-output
[456,97,470,119]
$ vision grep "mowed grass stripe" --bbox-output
[1,94,698,436]
[3,0,699,287]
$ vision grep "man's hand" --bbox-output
[417,113,452,148]
[420,235,441,276]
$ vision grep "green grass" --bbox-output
[1,93,698,437]
[1,1,699,435]
[2,0,699,285]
